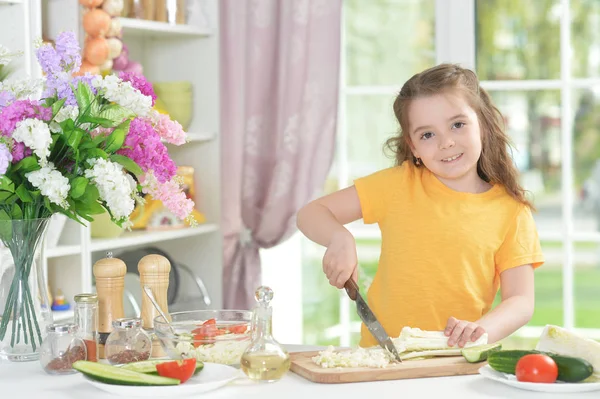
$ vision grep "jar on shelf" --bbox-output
[132,0,155,20]
[39,323,87,375]
[73,293,98,362]
[105,318,152,365]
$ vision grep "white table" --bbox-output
[0,344,597,399]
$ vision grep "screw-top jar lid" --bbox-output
[112,318,142,329]
[74,293,98,303]
[47,323,78,333]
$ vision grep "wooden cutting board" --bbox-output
[290,351,485,384]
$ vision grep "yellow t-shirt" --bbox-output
[353,162,545,348]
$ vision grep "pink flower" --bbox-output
[141,172,195,221]
[11,141,32,163]
[118,118,176,183]
[0,100,51,137]
[119,72,157,106]
[155,113,186,145]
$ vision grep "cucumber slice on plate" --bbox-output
[461,343,502,363]
[121,359,204,375]
[72,361,180,386]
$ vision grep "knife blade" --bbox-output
[344,278,402,362]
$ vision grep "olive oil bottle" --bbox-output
[240,286,290,383]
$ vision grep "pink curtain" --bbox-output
[220,0,342,309]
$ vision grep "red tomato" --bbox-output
[515,354,558,383]
[156,358,197,383]
[226,324,248,334]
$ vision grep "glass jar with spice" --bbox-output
[39,323,87,375]
[105,317,152,365]
[73,293,98,362]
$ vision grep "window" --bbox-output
[301,0,600,348]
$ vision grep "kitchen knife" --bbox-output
[344,278,402,362]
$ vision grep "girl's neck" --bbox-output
[435,171,492,194]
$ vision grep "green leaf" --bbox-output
[99,104,135,124]
[52,98,66,117]
[11,204,23,219]
[110,154,143,177]
[0,191,13,201]
[69,177,88,199]
[104,120,129,153]
[0,175,15,193]
[86,148,109,159]
[79,115,115,128]
[64,128,84,148]
[80,133,108,150]
[81,183,100,203]
[43,196,54,213]
[12,156,40,174]
[60,118,75,133]
[87,201,106,215]
[0,210,11,240]
[15,184,33,203]
[75,81,94,115]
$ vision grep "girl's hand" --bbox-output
[323,229,358,289]
[444,316,486,348]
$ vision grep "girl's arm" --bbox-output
[296,186,363,287]
[446,264,535,347]
[296,186,363,247]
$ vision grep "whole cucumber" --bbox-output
[487,350,593,383]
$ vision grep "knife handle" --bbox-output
[344,279,359,301]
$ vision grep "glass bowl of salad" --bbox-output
[153,310,252,366]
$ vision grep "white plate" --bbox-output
[81,362,241,397]
[479,364,600,393]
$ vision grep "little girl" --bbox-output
[296,64,544,349]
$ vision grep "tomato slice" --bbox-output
[225,324,248,334]
[155,358,197,383]
[515,354,558,383]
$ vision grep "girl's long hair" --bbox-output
[385,63,533,209]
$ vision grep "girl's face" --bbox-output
[408,93,484,191]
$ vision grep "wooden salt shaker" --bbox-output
[93,252,126,359]
[138,254,171,358]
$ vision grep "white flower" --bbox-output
[50,104,79,133]
[12,118,52,164]
[0,45,22,65]
[92,74,152,117]
[25,163,70,208]
[84,158,135,220]
[0,78,43,101]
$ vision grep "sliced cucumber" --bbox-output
[73,361,180,386]
[121,359,204,375]
[461,343,502,363]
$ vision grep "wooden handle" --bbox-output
[93,256,126,334]
[138,254,171,329]
[344,279,359,301]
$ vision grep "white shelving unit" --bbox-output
[1,0,223,318]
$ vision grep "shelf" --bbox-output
[46,244,82,258]
[52,310,74,322]
[120,18,210,38]
[161,131,216,145]
[90,223,219,252]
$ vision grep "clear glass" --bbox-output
[346,94,400,185]
[574,243,600,328]
[241,287,290,383]
[345,0,435,86]
[74,294,98,362]
[39,324,86,375]
[0,218,52,362]
[571,0,600,78]
[105,318,151,364]
[475,0,561,80]
[572,87,600,233]
[487,90,562,215]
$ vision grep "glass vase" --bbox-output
[0,218,53,362]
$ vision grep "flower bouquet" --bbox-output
[0,32,194,361]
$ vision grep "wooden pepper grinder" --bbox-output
[138,254,171,358]
[93,251,126,359]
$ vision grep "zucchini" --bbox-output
[72,361,180,386]
[461,343,502,363]
[121,359,204,375]
[488,350,594,383]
